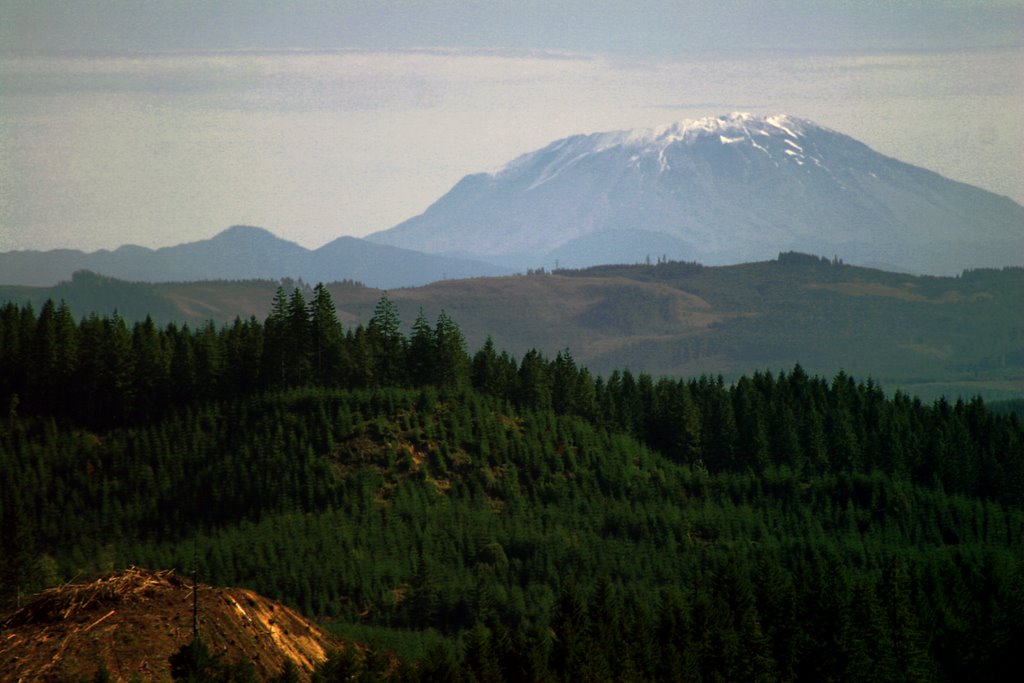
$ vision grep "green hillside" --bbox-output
[2,292,1022,680]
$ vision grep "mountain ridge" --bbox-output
[0,226,511,288]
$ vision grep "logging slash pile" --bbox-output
[0,567,344,682]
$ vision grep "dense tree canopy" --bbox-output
[1,291,1022,681]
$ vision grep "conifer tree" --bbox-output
[309,284,345,386]
[587,575,620,682]
[434,310,468,389]
[878,558,933,682]
[550,581,590,682]
[417,642,461,683]
[285,288,311,387]
[471,337,516,401]
[462,622,503,683]
[263,287,290,389]
[368,293,405,386]
[551,349,579,416]
[515,349,551,412]
[31,300,67,415]
[131,315,169,418]
[193,321,223,400]
[408,308,435,386]
[408,550,440,628]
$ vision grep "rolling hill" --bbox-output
[3,255,1022,401]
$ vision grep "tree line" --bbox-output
[2,289,1021,504]
[0,286,468,427]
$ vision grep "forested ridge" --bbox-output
[5,256,1024,404]
[1,287,1022,681]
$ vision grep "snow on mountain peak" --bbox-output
[592,113,813,151]
[493,113,822,183]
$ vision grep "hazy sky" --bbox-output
[2,1,1022,252]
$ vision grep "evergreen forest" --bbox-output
[1,286,1022,681]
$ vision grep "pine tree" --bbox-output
[587,575,620,682]
[31,299,63,415]
[263,286,290,389]
[515,350,552,412]
[462,622,503,683]
[408,308,435,386]
[551,349,579,416]
[221,316,264,395]
[193,321,223,401]
[417,642,462,683]
[368,293,405,386]
[471,337,516,401]
[434,310,469,389]
[702,388,738,471]
[285,288,311,387]
[842,580,887,683]
[878,558,934,682]
[753,554,797,682]
[408,550,439,629]
[131,315,170,419]
[550,581,590,682]
[168,323,198,405]
[309,283,345,386]
[712,556,775,682]
[733,377,770,472]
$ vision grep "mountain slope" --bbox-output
[0,226,511,288]
[367,113,1024,274]
[307,235,512,287]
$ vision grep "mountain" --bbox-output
[0,567,347,682]
[367,113,1024,275]
[0,226,510,288]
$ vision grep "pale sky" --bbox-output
[1,1,1022,252]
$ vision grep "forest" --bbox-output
[1,286,1022,681]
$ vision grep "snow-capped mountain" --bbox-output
[368,113,1024,274]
